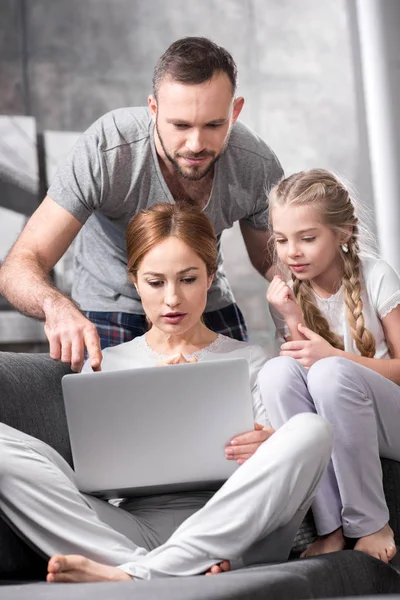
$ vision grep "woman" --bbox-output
[0,203,331,583]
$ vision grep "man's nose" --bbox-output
[185,130,205,154]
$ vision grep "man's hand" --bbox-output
[44,299,102,372]
[280,323,340,368]
[225,423,275,464]
[266,275,302,321]
[156,353,198,366]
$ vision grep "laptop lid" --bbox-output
[62,358,254,498]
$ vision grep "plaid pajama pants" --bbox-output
[83,303,248,350]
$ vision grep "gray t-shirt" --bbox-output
[48,107,283,313]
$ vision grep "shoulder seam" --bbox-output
[228,141,277,162]
[101,134,150,154]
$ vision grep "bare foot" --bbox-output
[47,554,132,583]
[301,527,346,558]
[205,560,231,575]
[354,524,397,563]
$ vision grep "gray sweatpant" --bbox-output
[0,413,331,580]
[259,356,400,539]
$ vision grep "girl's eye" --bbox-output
[302,237,316,243]
[148,280,163,287]
[275,238,287,244]
[182,277,196,284]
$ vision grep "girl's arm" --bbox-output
[336,305,400,384]
[267,276,306,341]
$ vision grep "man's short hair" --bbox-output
[153,37,237,98]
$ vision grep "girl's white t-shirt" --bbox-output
[270,257,400,359]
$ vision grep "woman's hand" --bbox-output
[280,323,341,368]
[225,423,275,464]
[267,276,302,321]
[156,353,198,366]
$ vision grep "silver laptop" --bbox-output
[62,358,254,498]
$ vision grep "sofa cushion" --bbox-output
[0,352,72,464]
[1,551,400,598]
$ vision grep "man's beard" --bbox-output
[156,119,228,182]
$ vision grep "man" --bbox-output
[0,37,283,372]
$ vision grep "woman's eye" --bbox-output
[302,237,316,243]
[275,238,287,244]
[148,280,163,287]
[182,277,196,284]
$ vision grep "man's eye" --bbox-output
[175,124,189,130]
[207,124,222,129]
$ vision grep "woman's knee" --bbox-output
[0,425,21,478]
[288,413,333,456]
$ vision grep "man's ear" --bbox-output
[148,95,157,120]
[232,97,244,124]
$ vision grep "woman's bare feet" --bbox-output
[47,555,132,583]
[205,560,231,575]
[354,524,397,563]
[47,554,231,582]
[301,527,346,558]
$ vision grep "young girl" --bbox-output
[259,168,400,563]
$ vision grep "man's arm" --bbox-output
[0,196,102,372]
[239,220,277,281]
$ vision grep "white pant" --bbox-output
[259,356,400,538]
[0,413,331,580]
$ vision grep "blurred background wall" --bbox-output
[0,0,398,351]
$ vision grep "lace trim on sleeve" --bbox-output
[378,293,400,319]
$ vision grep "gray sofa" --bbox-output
[1,351,400,599]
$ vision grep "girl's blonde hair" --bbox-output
[269,168,376,357]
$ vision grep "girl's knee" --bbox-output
[259,356,303,389]
[308,357,364,411]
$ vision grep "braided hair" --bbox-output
[269,169,376,357]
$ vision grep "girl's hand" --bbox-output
[225,423,275,464]
[156,353,198,366]
[280,323,341,368]
[267,276,302,321]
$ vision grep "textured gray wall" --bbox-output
[0,0,359,348]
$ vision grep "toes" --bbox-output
[47,572,77,584]
[210,566,222,574]
[388,544,397,561]
[220,560,231,572]
[48,555,63,574]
